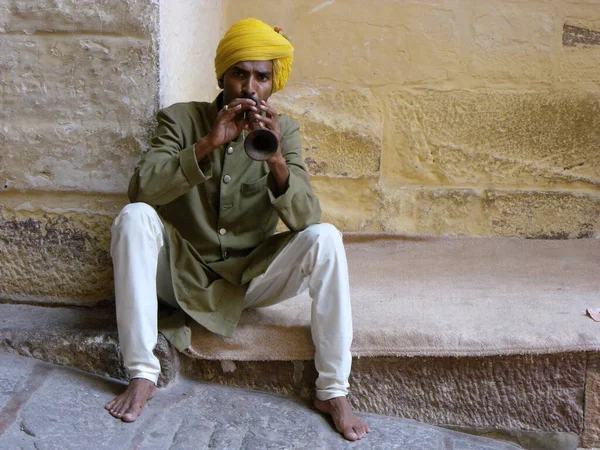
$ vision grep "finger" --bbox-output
[219,99,256,116]
[259,100,278,118]
[231,98,257,108]
[252,114,274,130]
[216,106,244,126]
[253,113,271,124]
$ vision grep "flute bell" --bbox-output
[243,94,278,161]
[244,128,278,161]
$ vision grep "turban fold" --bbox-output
[215,18,294,93]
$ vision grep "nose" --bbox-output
[242,75,258,98]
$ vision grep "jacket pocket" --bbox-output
[240,173,269,193]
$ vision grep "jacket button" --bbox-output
[227,147,234,154]
[219,228,227,235]
[223,175,231,183]
[223,251,230,259]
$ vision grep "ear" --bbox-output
[217,77,224,89]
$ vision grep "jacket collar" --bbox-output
[207,92,223,124]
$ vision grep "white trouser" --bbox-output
[110,202,353,400]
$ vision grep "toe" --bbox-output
[344,428,359,441]
[122,412,137,423]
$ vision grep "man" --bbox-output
[106,18,369,441]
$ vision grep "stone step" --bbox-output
[0,302,593,449]
[0,303,177,388]
[0,352,535,450]
[2,235,599,448]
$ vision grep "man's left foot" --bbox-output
[314,396,370,441]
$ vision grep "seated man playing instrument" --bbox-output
[105,18,370,441]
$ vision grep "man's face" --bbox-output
[219,60,274,106]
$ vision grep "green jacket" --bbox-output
[128,95,322,350]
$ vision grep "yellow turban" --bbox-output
[215,18,294,93]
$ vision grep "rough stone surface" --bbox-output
[0,0,158,193]
[0,304,592,446]
[359,186,600,237]
[350,354,585,434]
[482,190,599,238]
[560,8,600,84]
[468,2,554,83]
[0,0,158,305]
[0,0,157,35]
[181,359,299,397]
[223,1,600,238]
[0,352,532,450]
[271,82,382,179]
[0,303,175,387]
[0,206,115,304]
[381,90,600,188]
[312,178,379,231]
[564,24,600,48]
[183,352,586,436]
[226,1,461,85]
[0,193,126,305]
[583,353,600,448]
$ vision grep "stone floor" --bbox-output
[0,352,529,450]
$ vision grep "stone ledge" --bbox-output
[0,303,176,387]
[184,354,586,432]
[1,302,596,447]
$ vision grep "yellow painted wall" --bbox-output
[224,0,600,237]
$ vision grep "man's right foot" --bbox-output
[105,378,156,422]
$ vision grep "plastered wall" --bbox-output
[0,0,599,306]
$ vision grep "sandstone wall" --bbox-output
[224,0,600,237]
[0,0,159,304]
[1,0,599,306]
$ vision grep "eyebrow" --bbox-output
[231,65,272,77]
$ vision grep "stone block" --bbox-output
[311,178,379,231]
[1,123,146,194]
[181,359,299,397]
[582,353,600,447]
[271,82,382,178]
[369,186,599,237]
[1,35,156,122]
[560,14,600,85]
[349,354,585,433]
[371,186,484,235]
[225,0,460,85]
[0,198,120,304]
[0,0,157,36]
[181,352,586,435]
[467,2,554,83]
[483,190,600,239]
[0,33,157,192]
[0,303,176,387]
[380,90,600,188]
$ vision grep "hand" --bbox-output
[206,98,258,149]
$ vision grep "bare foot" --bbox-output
[105,378,156,422]
[314,396,370,441]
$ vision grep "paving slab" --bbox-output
[0,352,528,450]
